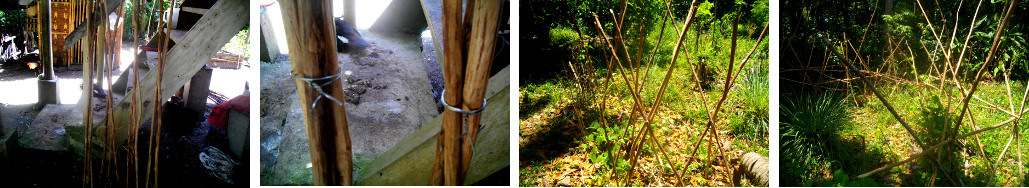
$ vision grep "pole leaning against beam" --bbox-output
[460,0,502,183]
[278,0,354,185]
[429,0,467,185]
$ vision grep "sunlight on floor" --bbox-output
[0,77,84,105]
[265,0,393,55]
[0,47,250,105]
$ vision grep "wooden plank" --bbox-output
[357,66,509,185]
[419,0,445,63]
[100,0,247,147]
[167,29,187,44]
[278,0,353,185]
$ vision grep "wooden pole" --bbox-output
[277,0,354,185]
[429,0,467,185]
[40,0,54,80]
[459,0,501,183]
[38,0,60,105]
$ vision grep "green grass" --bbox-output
[519,18,768,186]
[780,92,853,185]
[785,80,1029,186]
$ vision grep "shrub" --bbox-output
[780,92,853,184]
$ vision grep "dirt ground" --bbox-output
[259,29,439,185]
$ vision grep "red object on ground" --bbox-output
[207,94,249,130]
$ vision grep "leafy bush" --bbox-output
[548,27,580,48]
[0,10,26,30]
[781,92,853,184]
[804,169,879,187]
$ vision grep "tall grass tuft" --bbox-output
[780,92,853,184]
[730,65,768,141]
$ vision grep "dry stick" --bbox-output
[591,13,651,185]
[144,0,163,185]
[132,0,141,186]
[710,20,769,185]
[594,4,695,184]
[915,0,950,61]
[590,20,622,183]
[627,5,694,184]
[83,1,95,186]
[154,2,174,185]
[822,36,926,147]
[1017,79,1029,185]
[949,0,1016,146]
[858,108,1029,178]
[608,10,640,94]
[458,0,501,184]
[638,0,676,90]
[953,0,985,82]
[591,11,648,163]
[104,12,116,184]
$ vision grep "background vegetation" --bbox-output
[780,0,1029,186]
[520,0,768,186]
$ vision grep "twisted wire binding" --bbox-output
[439,89,487,150]
[292,68,345,108]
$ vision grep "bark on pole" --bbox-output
[430,0,467,185]
[40,0,54,80]
[278,0,354,185]
[459,0,501,183]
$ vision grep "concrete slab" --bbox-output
[16,104,77,151]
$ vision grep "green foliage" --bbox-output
[803,169,880,187]
[222,24,250,57]
[781,92,853,184]
[548,27,580,47]
[0,10,26,30]
[585,120,629,173]
[121,0,176,40]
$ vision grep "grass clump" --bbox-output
[730,65,768,141]
[780,92,853,184]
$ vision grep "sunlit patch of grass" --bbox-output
[817,81,1029,186]
[518,26,768,186]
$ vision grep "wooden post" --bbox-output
[38,0,60,105]
[459,0,502,182]
[429,0,466,185]
[278,0,354,185]
[429,0,502,185]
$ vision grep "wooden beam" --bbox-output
[100,0,247,148]
[419,0,445,63]
[277,0,353,185]
[358,67,509,185]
